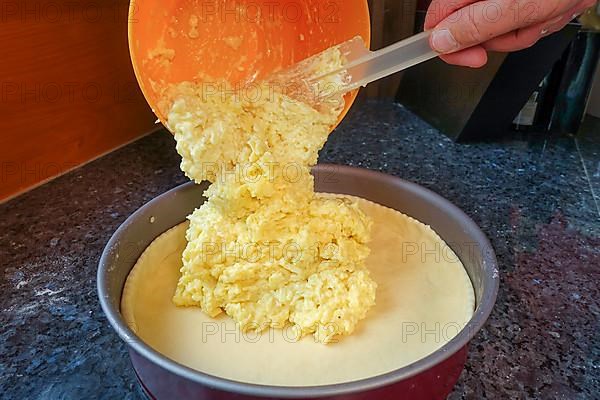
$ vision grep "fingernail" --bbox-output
[431,29,459,53]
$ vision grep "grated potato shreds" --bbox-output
[166,48,376,343]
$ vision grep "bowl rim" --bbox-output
[98,164,499,398]
[127,0,371,128]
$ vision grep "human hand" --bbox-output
[425,0,596,67]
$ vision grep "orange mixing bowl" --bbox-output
[128,0,371,126]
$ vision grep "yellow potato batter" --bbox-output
[121,196,475,386]
[164,48,377,343]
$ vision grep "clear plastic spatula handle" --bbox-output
[265,31,437,107]
[335,31,436,93]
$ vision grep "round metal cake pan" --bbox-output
[98,164,499,400]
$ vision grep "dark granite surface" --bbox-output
[1,100,598,399]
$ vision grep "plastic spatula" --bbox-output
[264,31,437,107]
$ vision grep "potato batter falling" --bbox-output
[165,48,376,343]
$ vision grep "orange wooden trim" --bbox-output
[0,0,157,202]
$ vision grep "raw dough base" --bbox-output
[121,196,475,386]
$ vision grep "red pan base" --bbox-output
[130,345,468,400]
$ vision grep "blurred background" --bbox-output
[1,3,599,399]
[1,0,599,202]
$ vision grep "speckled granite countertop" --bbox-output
[1,100,598,399]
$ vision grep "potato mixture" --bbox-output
[166,49,376,343]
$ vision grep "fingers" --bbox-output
[429,0,575,54]
[439,45,488,68]
[425,0,595,67]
